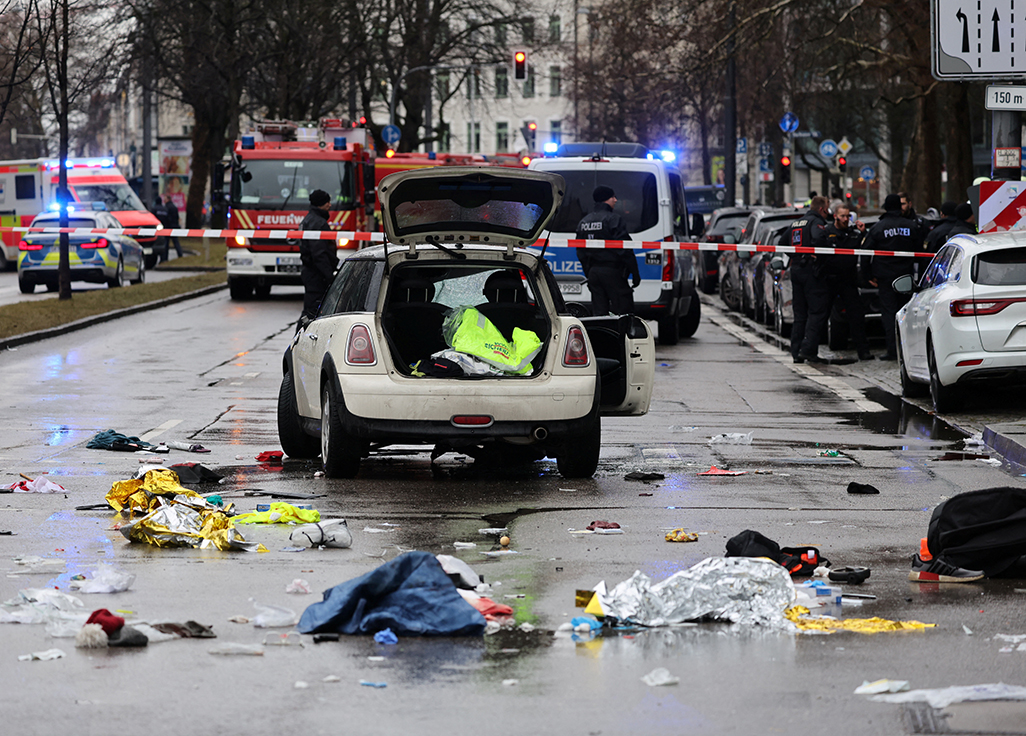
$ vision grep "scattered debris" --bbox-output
[699,466,746,476]
[165,440,211,453]
[854,679,910,695]
[586,521,621,532]
[286,579,312,594]
[18,648,66,662]
[785,607,934,633]
[359,680,387,688]
[935,452,990,461]
[254,451,284,463]
[709,432,753,445]
[234,502,320,525]
[69,564,135,594]
[252,602,297,628]
[87,429,155,452]
[641,667,680,686]
[847,482,880,495]
[665,528,698,543]
[624,471,665,481]
[374,628,398,645]
[3,474,65,493]
[289,519,352,549]
[867,683,1026,708]
[209,643,264,655]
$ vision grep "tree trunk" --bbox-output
[944,83,974,204]
[900,86,941,212]
[186,119,210,228]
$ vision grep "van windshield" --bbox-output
[66,183,147,213]
[544,170,659,234]
[232,160,355,210]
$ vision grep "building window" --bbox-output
[496,122,509,152]
[523,67,535,98]
[550,120,562,145]
[495,68,508,98]
[494,22,506,44]
[437,123,451,153]
[466,122,481,153]
[521,16,534,43]
[548,14,561,42]
[436,74,450,98]
[466,69,481,99]
[549,66,561,97]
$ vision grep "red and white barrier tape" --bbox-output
[0,226,936,258]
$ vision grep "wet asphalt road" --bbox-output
[2,287,1026,735]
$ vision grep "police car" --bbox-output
[528,143,700,345]
[277,167,656,478]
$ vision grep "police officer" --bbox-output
[822,205,873,360]
[576,185,640,315]
[788,195,831,363]
[299,189,338,322]
[864,193,926,360]
[925,200,958,253]
[948,203,978,237]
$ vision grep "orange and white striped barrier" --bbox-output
[0,226,937,258]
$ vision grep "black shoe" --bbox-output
[798,353,826,364]
[908,554,984,583]
[793,355,804,364]
[858,350,875,361]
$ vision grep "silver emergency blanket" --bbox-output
[597,557,796,628]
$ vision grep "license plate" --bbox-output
[559,283,583,294]
[645,252,662,265]
[276,257,301,266]
[277,264,301,273]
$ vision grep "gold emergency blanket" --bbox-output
[107,469,266,552]
[785,606,935,634]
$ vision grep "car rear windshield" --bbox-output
[708,213,748,236]
[544,170,659,234]
[975,247,1026,285]
[33,218,98,229]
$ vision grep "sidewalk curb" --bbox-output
[0,283,228,351]
[981,427,1026,473]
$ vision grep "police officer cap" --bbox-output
[593,185,615,203]
[882,194,902,212]
[954,203,974,221]
[941,200,957,216]
[310,189,331,207]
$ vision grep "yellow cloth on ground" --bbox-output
[785,606,936,633]
[233,502,321,525]
[106,469,202,513]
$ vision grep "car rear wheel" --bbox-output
[131,259,145,285]
[321,383,362,478]
[278,371,321,459]
[18,278,34,294]
[827,315,849,350]
[928,339,961,413]
[679,298,701,338]
[144,253,159,270]
[773,290,791,337]
[107,259,124,288]
[254,283,272,299]
[658,314,680,345]
[556,416,601,478]
[898,341,928,398]
[719,273,740,311]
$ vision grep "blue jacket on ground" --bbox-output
[297,551,487,636]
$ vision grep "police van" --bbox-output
[527,142,699,344]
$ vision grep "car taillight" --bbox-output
[18,240,42,251]
[562,325,590,366]
[451,415,493,426]
[81,238,108,249]
[662,250,674,281]
[345,324,376,365]
[950,297,1026,317]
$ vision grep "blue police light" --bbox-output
[543,142,559,154]
[242,135,255,149]
[428,151,437,160]
[659,150,676,163]
[333,137,347,149]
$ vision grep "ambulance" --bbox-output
[0,157,164,269]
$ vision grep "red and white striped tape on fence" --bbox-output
[0,226,937,258]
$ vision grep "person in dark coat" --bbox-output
[162,194,183,258]
[788,195,831,363]
[925,200,957,253]
[575,185,640,315]
[822,205,873,360]
[299,189,338,321]
[864,193,926,360]
[948,203,978,237]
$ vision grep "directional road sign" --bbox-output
[818,139,838,158]
[736,137,748,154]
[859,166,876,180]
[779,112,799,133]
[933,0,1026,79]
[382,124,402,146]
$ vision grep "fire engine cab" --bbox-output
[224,119,375,300]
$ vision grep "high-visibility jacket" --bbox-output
[443,306,541,375]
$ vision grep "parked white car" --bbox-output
[277,166,656,478]
[895,232,1026,412]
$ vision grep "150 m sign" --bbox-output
[986,85,1026,110]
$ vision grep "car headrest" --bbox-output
[482,270,527,304]
[393,278,435,303]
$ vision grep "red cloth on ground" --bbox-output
[86,608,125,635]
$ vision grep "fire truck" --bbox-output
[223,119,376,300]
[0,157,163,270]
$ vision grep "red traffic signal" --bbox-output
[513,51,527,80]
[837,156,847,168]
[780,155,791,167]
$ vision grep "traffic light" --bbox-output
[780,155,791,184]
[837,155,847,172]
[513,51,527,80]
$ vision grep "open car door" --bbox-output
[581,314,655,416]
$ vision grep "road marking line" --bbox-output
[140,419,183,441]
[708,314,888,413]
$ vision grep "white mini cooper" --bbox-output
[277,167,655,478]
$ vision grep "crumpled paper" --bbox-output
[1,588,85,626]
[69,564,136,594]
[596,557,795,628]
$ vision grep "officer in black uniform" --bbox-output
[948,203,978,237]
[576,185,640,315]
[864,193,926,360]
[788,195,831,363]
[925,200,957,253]
[299,189,338,322]
[822,205,873,360]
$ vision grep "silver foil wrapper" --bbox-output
[597,557,796,628]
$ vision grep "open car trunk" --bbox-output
[381,260,553,377]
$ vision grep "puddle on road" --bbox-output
[842,388,966,443]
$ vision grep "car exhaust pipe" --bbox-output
[532,426,548,441]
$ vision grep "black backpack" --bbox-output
[927,487,1026,576]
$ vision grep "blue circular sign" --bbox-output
[818,139,838,158]
[779,112,799,133]
[382,124,402,145]
[859,166,875,180]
